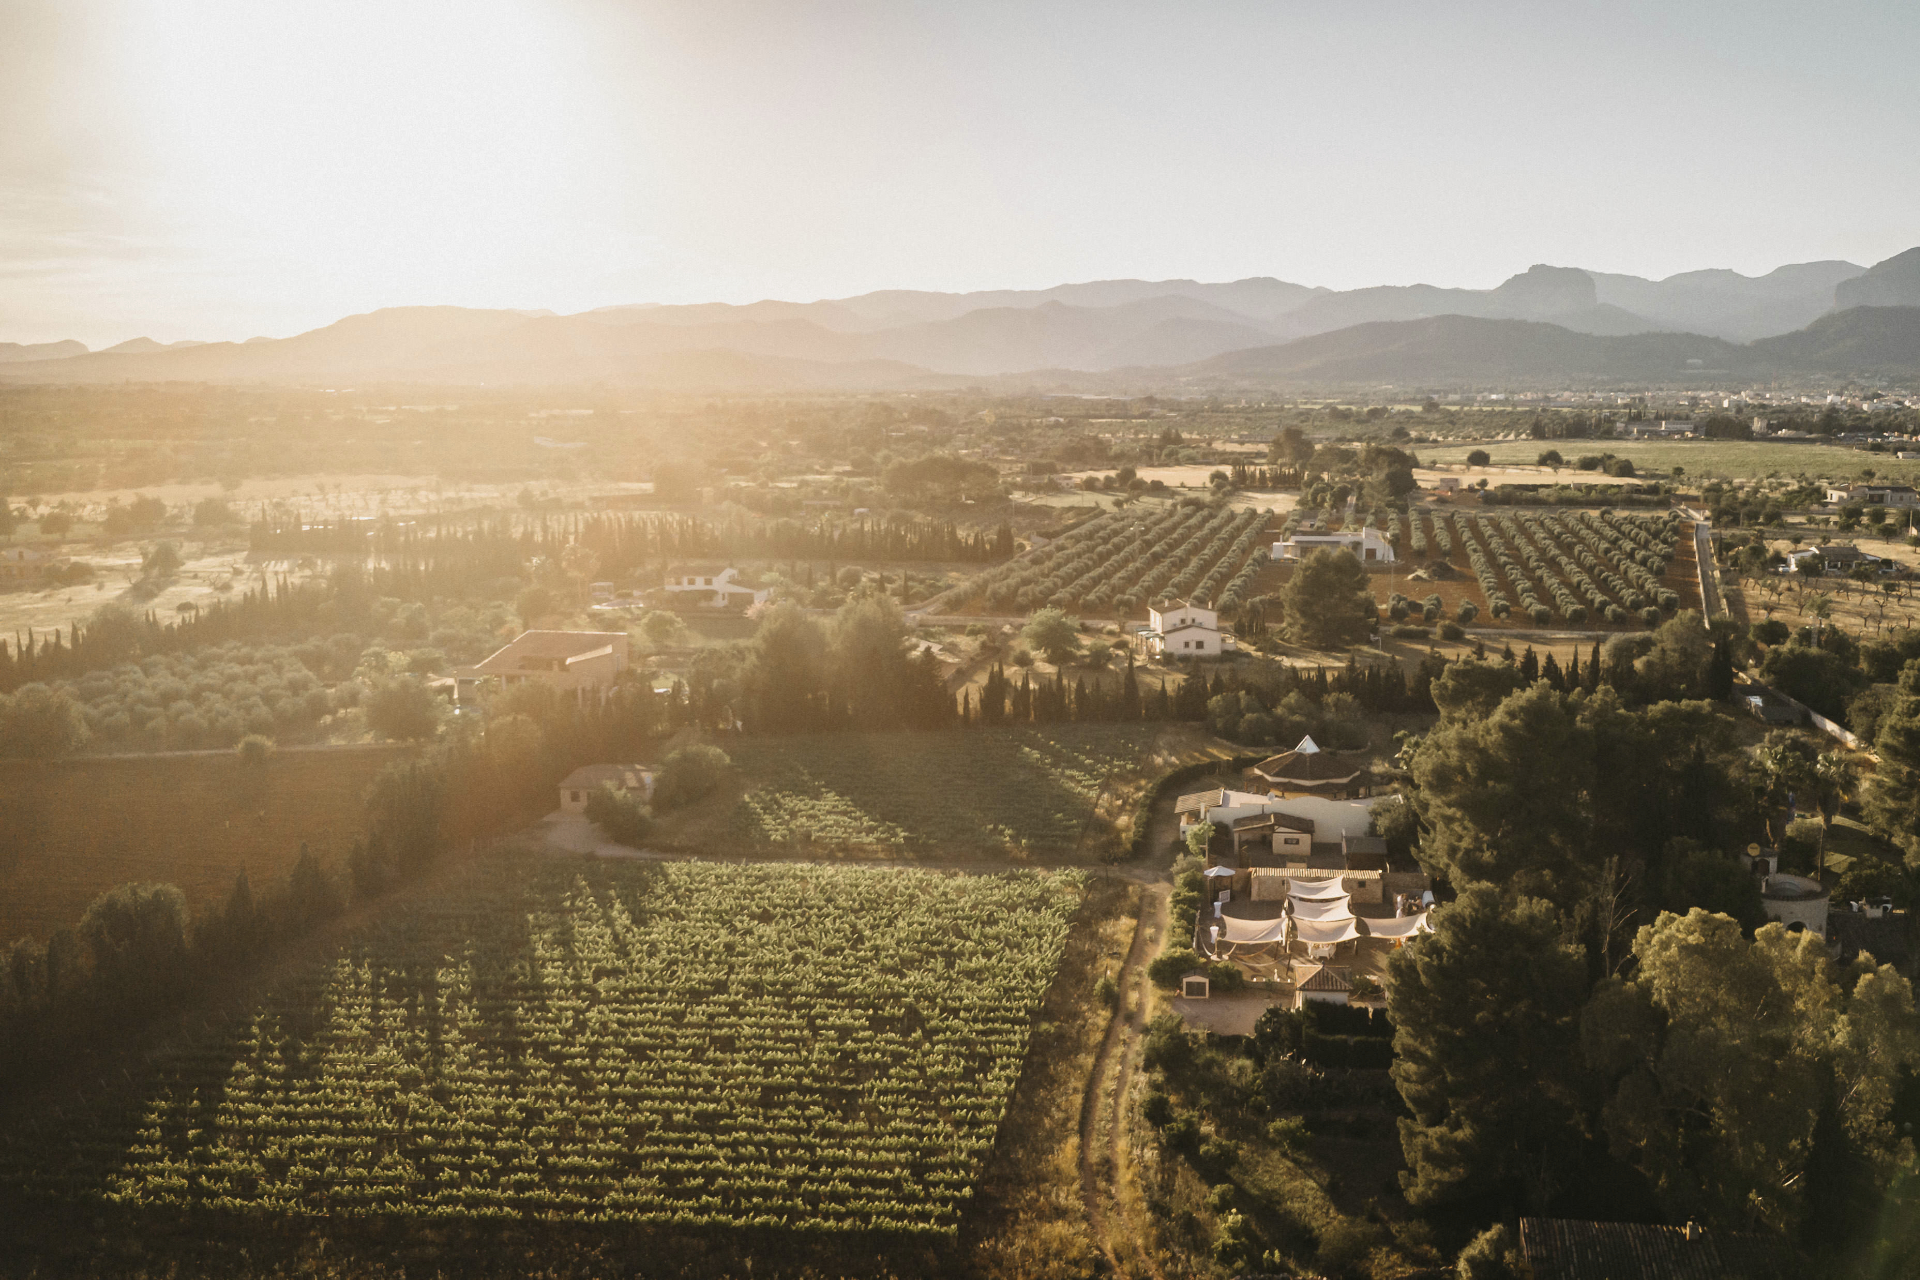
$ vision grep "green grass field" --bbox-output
[1417,438,1900,484]
[0,859,1085,1242]
[683,724,1236,859]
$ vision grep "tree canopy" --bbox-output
[881,454,1001,506]
[1583,911,1920,1235]
[1388,886,1591,1211]
[1282,548,1376,650]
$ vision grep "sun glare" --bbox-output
[111,1,631,320]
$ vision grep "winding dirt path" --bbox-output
[1079,880,1170,1279]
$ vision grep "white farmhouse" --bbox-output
[660,567,769,609]
[1274,527,1395,564]
[1825,484,1920,509]
[559,763,656,813]
[1134,601,1236,658]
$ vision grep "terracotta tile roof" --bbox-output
[1298,966,1351,993]
[1253,749,1372,785]
[1175,788,1226,816]
[1519,1218,1794,1280]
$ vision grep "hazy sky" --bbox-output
[4,0,1917,347]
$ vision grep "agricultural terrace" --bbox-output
[0,860,1085,1238]
[1369,509,1693,630]
[654,724,1240,858]
[949,503,1274,619]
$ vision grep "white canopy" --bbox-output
[1286,877,1349,900]
[1293,916,1363,945]
[1363,912,1433,939]
[1289,895,1356,922]
[1203,865,1238,877]
[1220,915,1290,945]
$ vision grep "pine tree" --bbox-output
[1520,647,1540,682]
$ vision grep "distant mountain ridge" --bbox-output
[1170,306,1920,390]
[1,249,1913,389]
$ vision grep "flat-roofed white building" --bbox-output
[1274,527,1395,564]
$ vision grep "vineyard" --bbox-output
[1387,509,1688,627]
[0,860,1085,1240]
[688,724,1236,858]
[952,503,1274,617]
[0,745,403,944]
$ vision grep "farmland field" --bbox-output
[0,745,405,944]
[0,859,1085,1247]
[947,503,1277,620]
[1417,437,1899,483]
[1362,507,1695,630]
[687,724,1240,858]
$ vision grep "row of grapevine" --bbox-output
[0,862,1086,1238]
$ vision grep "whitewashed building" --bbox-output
[1134,601,1236,658]
[661,567,768,609]
[1274,527,1396,564]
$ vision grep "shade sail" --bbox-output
[1292,916,1362,945]
[1220,915,1290,945]
[1203,865,1237,877]
[1289,895,1355,922]
[1285,877,1348,900]
[1362,912,1433,939]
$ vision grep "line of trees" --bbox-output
[251,510,1014,569]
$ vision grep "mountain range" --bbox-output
[3,248,1919,390]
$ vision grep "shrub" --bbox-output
[235,734,276,766]
[365,678,441,741]
[1456,1224,1522,1280]
[1391,624,1430,639]
[1142,1090,1173,1126]
[1141,1012,1193,1071]
[1530,604,1553,625]
[653,744,734,811]
[1438,621,1465,641]
[0,683,91,758]
[1148,947,1203,987]
[1196,1135,1238,1178]
[1317,1219,1386,1280]
[143,541,183,577]
[1265,1116,1309,1151]
[1203,960,1244,992]
[584,784,654,846]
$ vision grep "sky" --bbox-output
[3,0,1918,348]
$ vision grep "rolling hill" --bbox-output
[1,249,1914,389]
